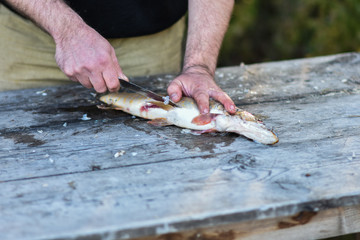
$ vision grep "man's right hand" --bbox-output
[5,0,127,93]
[54,24,127,93]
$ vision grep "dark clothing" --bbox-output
[65,0,188,38]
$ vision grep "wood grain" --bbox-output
[0,53,359,240]
[132,206,360,240]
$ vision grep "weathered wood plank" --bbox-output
[0,53,359,112]
[0,90,359,182]
[132,206,360,240]
[217,52,360,104]
[0,148,360,240]
[0,52,359,240]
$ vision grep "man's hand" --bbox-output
[168,66,236,114]
[171,0,235,114]
[55,24,126,93]
[4,0,127,93]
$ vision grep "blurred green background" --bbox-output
[218,0,360,66]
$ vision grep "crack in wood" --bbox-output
[236,88,358,106]
[0,151,236,184]
[278,211,318,229]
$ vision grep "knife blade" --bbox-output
[118,78,179,107]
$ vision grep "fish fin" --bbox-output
[97,104,123,111]
[191,113,220,126]
[97,104,109,110]
[148,101,174,111]
[192,129,218,134]
[235,108,258,122]
[148,118,172,127]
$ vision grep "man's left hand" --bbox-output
[167,66,236,114]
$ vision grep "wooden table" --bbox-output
[1,53,359,240]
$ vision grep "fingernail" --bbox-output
[202,108,209,114]
[170,93,178,101]
[230,105,236,111]
[119,73,128,81]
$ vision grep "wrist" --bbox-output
[40,1,87,44]
[51,16,87,45]
[182,64,215,77]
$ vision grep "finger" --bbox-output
[167,79,183,102]
[111,51,128,82]
[193,91,210,114]
[75,75,93,89]
[102,71,120,92]
[118,71,128,82]
[210,90,236,114]
[102,65,121,92]
[89,72,107,93]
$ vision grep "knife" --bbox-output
[118,78,179,107]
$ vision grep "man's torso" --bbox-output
[65,0,188,38]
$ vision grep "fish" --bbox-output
[98,92,279,145]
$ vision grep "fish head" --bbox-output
[215,115,279,145]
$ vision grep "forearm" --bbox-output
[3,0,87,42]
[184,0,234,76]
[167,0,236,114]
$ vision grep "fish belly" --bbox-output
[166,108,216,130]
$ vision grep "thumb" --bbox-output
[167,80,183,102]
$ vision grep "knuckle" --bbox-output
[173,79,184,87]
[79,80,92,89]
[167,83,179,92]
[107,82,119,92]
[168,80,184,94]
[97,53,110,66]
[94,86,107,93]
[84,83,93,89]
[219,93,229,102]
[63,66,76,77]
[64,64,86,77]
[194,90,208,99]
[84,61,98,71]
